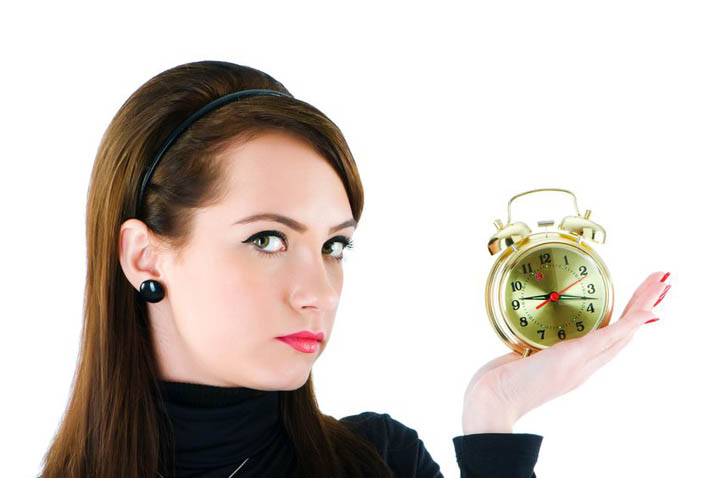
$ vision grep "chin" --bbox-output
[272,368,312,391]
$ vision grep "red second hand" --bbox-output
[536,275,588,309]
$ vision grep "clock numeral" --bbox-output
[579,265,588,276]
[587,283,595,294]
[576,321,585,332]
[519,316,528,327]
[511,281,523,292]
[521,263,534,274]
[540,253,551,265]
[564,255,569,265]
[558,329,566,340]
[587,303,595,313]
[537,329,545,340]
[512,299,520,310]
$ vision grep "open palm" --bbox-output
[462,271,671,434]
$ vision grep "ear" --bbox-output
[118,218,165,292]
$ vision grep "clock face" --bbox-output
[501,243,609,347]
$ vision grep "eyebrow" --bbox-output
[232,213,357,234]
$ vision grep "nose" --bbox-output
[290,251,341,312]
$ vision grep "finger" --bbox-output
[581,324,636,377]
[619,280,670,322]
[579,309,658,362]
[620,276,671,319]
[619,271,662,317]
[636,280,671,312]
[581,286,667,384]
[620,271,668,318]
[617,281,667,323]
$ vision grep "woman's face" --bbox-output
[120,130,355,390]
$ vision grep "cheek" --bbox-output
[168,250,276,361]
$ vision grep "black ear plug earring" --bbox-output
[139,279,165,303]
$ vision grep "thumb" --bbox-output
[464,352,522,400]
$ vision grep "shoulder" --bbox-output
[340,411,442,477]
[339,411,420,451]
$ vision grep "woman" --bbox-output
[38,60,670,478]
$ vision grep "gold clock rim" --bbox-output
[484,231,614,355]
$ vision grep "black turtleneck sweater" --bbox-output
[157,380,543,478]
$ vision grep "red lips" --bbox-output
[277,330,324,342]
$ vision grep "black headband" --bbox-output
[135,88,294,218]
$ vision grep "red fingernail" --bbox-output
[644,318,660,324]
[660,272,671,282]
[653,284,671,307]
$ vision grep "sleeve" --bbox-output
[452,432,543,478]
[341,412,542,478]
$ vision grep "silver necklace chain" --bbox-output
[156,457,249,478]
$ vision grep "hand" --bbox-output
[462,271,671,434]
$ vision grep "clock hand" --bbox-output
[558,294,598,300]
[520,294,551,300]
[536,275,588,309]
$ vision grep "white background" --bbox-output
[2,1,717,477]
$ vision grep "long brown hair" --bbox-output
[39,60,394,478]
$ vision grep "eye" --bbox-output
[323,236,354,262]
[248,231,286,254]
[243,230,354,262]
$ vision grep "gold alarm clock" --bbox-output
[485,188,614,358]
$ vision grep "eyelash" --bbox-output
[243,230,354,263]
